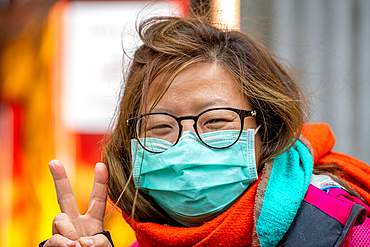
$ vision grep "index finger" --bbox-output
[86,163,108,222]
[49,160,80,219]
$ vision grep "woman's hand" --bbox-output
[43,160,112,247]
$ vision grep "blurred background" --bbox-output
[0,0,369,246]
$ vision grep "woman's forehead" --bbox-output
[145,63,251,114]
[148,62,233,93]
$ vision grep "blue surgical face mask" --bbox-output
[131,129,259,227]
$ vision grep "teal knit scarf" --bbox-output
[252,139,313,246]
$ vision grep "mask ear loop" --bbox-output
[131,141,145,219]
[254,125,261,135]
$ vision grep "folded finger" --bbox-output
[86,163,108,222]
[79,233,113,247]
[52,213,79,240]
[49,160,80,219]
[43,234,78,247]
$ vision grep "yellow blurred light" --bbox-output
[212,0,240,30]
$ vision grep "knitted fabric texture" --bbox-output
[254,140,313,247]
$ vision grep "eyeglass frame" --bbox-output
[127,107,257,153]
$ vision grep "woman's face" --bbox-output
[146,62,261,163]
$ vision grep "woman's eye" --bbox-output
[206,118,225,123]
[204,118,229,127]
[148,123,176,135]
[148,124,172,131]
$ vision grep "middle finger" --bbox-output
[49,160,80,219]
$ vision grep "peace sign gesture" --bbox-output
[43,160,113,247]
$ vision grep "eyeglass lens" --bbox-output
[136,109,243,152]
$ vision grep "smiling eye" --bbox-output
[137,114,178,139]
[204,117,229,125]
[154,124,170,129]
[198,109,241,133]
[203,118,230,129]
[147,123,173,132]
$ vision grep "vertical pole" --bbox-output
[211,0,240,29]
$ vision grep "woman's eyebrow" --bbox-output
[198,98,230,108]
[150,98,232,115]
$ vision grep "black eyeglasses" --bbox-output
[127,107,256,153]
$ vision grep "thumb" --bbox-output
[79,232,113,247]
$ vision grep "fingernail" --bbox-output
[75,240,82,247]
[65,240,75,247]
[79,237,94,247]
[49,159,58,165]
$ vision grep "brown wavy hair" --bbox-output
[102,15,307,224]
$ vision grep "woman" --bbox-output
[42,16,370,247]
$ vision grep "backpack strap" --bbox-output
[280,185,367,247]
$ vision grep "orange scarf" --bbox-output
[127,181,258,247]
[301,123,370,204]
[125,123,370,246]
